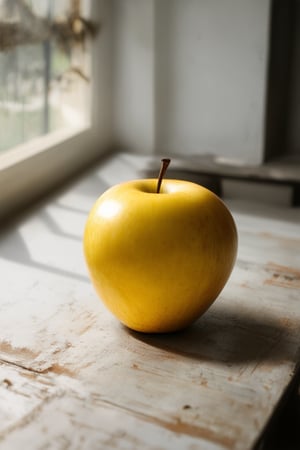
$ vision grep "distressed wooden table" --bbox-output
[0,153,299,449]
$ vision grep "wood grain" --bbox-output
[0,153,299,449]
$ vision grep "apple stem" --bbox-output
[156,158,171,193]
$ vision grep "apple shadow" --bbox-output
[126,303,298,365]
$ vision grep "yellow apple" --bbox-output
[83,160,237,333]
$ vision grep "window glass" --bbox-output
[0,0,90,153]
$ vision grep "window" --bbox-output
[0,0,93,154]
[0,1,111,220]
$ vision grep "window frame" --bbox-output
[0,0,112,220]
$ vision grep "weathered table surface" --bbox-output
[0,152,300,450]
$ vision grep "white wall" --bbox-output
[112,0,155,154]
[156,0,270,164]
[112,0,271,164]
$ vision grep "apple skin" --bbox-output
[83,179,238,333]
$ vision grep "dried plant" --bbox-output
[0,0,99,52]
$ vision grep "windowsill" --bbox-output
[0,124,109,221]
[0,126,90,172]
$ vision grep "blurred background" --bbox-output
[0,0,299,209]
